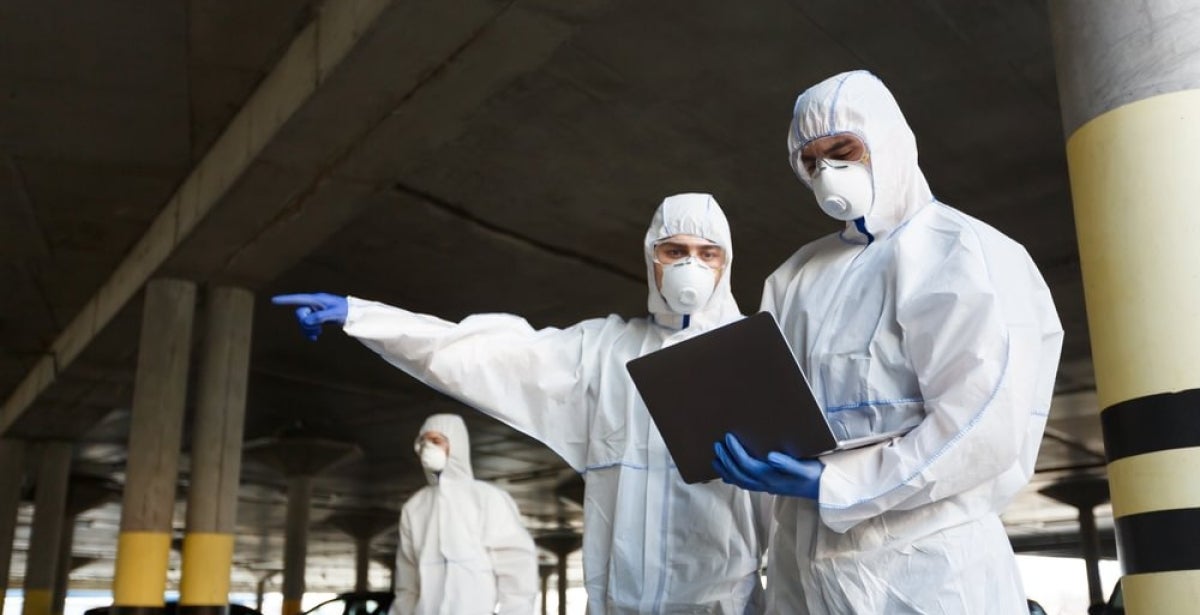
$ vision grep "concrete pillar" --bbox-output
[369,553,395,593]
[1048,3,1200,613]
[180,287,255,615]
[51,476,116,615]
[52,518,75,615]
[1040,478,1111,611]
[254,571,279,613]
[555,558,566,615]
[326,509,396,593]
[245,437,360,615]
[23,442,73,615]
[0,439,28,614]
[353,536,369,592]
[537,563,555,615]
[535,533,580,615]
[112,279,197,615]
[282,475,312,615]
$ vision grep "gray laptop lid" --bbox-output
[627,311,839,484]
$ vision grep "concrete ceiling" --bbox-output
[2,0,1107,594]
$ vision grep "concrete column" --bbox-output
[535,533,580,615]
[1049,3,1200,613]
[327,509,396,593]
[253,571,279,613]
[180,287,254,615]
[112,279,197,615]
[353,536,370,592]
[369,553,395,593]
[51,476,116,615]
[51,516,76,615]
[1040,478,1111,611]
[23,442,73,615]
[282,475,313,615]
[0,439,28,614]
[555,557,566,615]
[244,437,360,615]
[538,564,553,615]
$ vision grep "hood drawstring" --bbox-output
[855,217,875,245]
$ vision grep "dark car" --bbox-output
[85,603,263,615]
[300,592,393,615]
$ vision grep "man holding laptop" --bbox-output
[713,71,1064,613]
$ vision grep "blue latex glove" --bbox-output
[712,432,823,499]
[272,293,348,341]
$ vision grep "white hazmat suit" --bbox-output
[344,193,768,614]
[762,71,1064,613]
[393,413,538,615]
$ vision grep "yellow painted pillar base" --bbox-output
[22,589,52,615]
[282,599,303,615]
[112,532,171,607]
[179,533,235,606]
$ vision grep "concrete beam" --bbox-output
[2,0,607,439]
[170,0,603,287]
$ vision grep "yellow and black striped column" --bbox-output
[179,287,254,615]
[1049,2,1200,612]
[22,442,73,615]
[0,439,28,615]
[112,279,196,615]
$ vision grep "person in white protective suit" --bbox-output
[394,413,538,615]
[712,70,1064,613]
[272,193,769,614]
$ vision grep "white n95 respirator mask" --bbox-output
[659,258,717,314]
[811,159,874,221]
[418,443,447,473]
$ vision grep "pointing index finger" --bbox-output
[272,293,324,308]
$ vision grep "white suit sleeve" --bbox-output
[484,488,539,614]
[392,509,418,615]
[814,238,1059,533]
[343,297,600,470]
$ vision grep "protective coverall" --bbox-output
[345,193,768,614]
[762,71,1064,613]
[393,413,537,615]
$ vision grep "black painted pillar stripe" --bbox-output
[1102,389,1200,462]
[1115,508,1200,575]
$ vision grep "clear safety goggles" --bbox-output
[652,240,726,269]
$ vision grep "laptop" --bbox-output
[627,311,911,484]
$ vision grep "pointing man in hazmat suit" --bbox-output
[395,413,537,614]
[712,71,1064,613]
[274,193,769,614]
